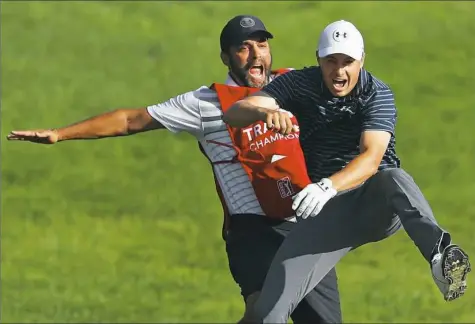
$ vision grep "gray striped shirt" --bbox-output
[146,85,264,216]
[146,73,290,217]
[261,66,400,182]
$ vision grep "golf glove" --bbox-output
[292,178,337,219]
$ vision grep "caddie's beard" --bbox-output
[229,57,272,88]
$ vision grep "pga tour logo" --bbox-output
[277,176,294,198]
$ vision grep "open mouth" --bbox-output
[249,65,264,77]
[332,79,347,90]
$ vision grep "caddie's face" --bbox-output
[226,35,272,88]
[318,53,364,97]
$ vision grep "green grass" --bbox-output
[1,1,474,323]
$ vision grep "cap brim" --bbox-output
[318,45,363,60]
[247,29,274,40]
[222,30,274,52]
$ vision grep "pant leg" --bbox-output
[375,168,448,261]
[251,177,404,323]
[226,215,342,323]
[225,216,285,299]
[290,267,342,324]
[261,247,351,324]
[252,168,447,323]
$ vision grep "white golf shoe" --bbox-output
[431,237,471,301]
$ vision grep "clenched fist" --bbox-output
[6,129,60,144]
[260,109,296,135]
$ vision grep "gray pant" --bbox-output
[251,168,447,323]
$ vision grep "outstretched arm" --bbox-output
[7,108,162,144]
[7,88,205,144]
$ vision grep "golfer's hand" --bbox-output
[261,109,295,135]
[292,179,337,219]
[6,129,59,144]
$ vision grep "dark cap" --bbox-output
[220,15,274,52]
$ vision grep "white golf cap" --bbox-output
[317,20,364,60]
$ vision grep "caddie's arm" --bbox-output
[328,88,397,191]
[7,89,203,144]
[6,108,164,144]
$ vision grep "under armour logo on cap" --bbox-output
[332,30,348,42]
[240,17,255,28]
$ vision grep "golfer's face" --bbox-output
[319,53,363,97]
[228,35,272,88]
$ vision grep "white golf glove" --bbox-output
[292,178,337,219]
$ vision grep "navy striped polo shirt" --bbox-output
[261,66,401,182]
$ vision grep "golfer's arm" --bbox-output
[56,108,163,142]
[223,91,279,128]
[328,130,391,191]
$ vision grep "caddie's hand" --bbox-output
[263,109,295,135]
[292,178,337,219]
[6,129,60,144]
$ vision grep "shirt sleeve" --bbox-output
[361,87,397,135]
[261,70,297,112]
[146,87,205,138]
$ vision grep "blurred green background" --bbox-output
[1,1,474,323]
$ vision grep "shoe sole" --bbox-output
[443,247,471,301]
